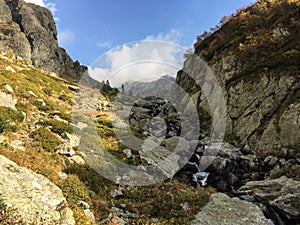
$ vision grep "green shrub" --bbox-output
[57,174,91,208]
[37,119,73,134]
[42,87,52,96]
[49,112,72,123]
[0,107,24,133]
[58,94,70,102]
[32,128,62,152]
[33,100,53,112]
[0,117,8,133]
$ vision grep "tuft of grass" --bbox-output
[270,165,300,181]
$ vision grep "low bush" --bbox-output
[0,107,24,133]
[42,87,52,96]
[38,119,73,134]
[32,128,62,152]
[58,94,70,102]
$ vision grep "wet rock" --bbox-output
[191,193,269,225]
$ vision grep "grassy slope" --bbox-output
[0,51,214,224]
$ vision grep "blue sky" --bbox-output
[25,0,256,86]
[25,0,256,65]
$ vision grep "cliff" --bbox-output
[0,0,86,82]
[177,0,300,155]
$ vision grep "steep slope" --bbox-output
[177,0,300,155]
[0,0,86,81]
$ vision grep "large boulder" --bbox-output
[238,176,300,222]
[0,154,75,225]
[191,193,270,225]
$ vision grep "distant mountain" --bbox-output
[122,74,176,98]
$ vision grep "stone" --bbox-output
[84,209,95,223]
[58,144,76,157]
[59,207,76,225]
[58,171,68,180]
[191,193,270,225]
[4,84,14,93]
[238,176,300,221]
[0,91,17,110]
[76,122,88,130]
[5,65,16,73]
[227,172,238,185]
[0,154,75,224]
[61,133,80,149]
[110,189,123,198]
[239,195,255,202]
[180,202,191,211]
[29,90,38,98]
[69,155,85,165]
[241,144,251,155]
[10,140,25,151]
[0,135,6,144]
[79,201,90,209]
[67,85,81,92]
[123,149,132,158]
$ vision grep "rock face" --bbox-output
[0,0,86,81]
[238,176,300,222]
[191,193,270,225]
[176,0,300,154]
[0,154,75,225]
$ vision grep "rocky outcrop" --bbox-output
[238,176,300,223]
[176,0,300,154]
[0,154,75,225]
[0,0,86,81]
[191,193,270,225]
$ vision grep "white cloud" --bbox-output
[58,29,75,46]
[24,0,45,7]
[89,30,187,87]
